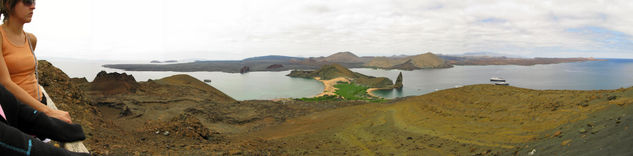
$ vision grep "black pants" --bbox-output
[0,85,87,156]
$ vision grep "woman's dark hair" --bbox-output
[0,0,20,22]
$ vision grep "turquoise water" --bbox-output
[47,59,633,100]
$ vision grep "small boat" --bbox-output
[490,77,506,82]
[203,79,212,83]
[494,82,509,85]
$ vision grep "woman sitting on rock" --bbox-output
[0,0,71,123]
[0,84,87,155]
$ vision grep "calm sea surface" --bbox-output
[46,58,633,100]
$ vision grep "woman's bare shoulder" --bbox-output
[26,32,37,41]
[26,32,37,48]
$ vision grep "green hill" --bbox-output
[288,64,394,88]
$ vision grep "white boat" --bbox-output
[490,77,506,82]
[494,82,509,85]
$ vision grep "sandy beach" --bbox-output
[314,77,350,97]
[366,88,380,97]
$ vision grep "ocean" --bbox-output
[46,58,633,100]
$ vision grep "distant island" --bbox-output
[440,55,602,66]
[103,51,599,73]
[150,60,178,63]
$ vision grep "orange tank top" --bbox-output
[1,26,40,100]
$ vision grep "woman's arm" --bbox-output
[0,33,71,123]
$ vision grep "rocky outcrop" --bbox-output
[91,71,140,95]
[394,72,403,89]
[37,60,101,147]
[355,77,394,89]
[266,64,284,69]
[286,70,314,78]
[38,60,93,109]
[240,66,250,74]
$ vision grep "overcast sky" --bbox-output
[21,0,633,60]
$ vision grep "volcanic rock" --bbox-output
[91,71,140,95]
[152,74,237,103]
[266,64,284,69]
[240,66,250,74]
[394,72,403,89]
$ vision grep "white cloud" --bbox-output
[22,0,633,60]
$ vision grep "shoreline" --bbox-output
[366,88,381,98]
[312,77,388,99]
[313,77,350,97]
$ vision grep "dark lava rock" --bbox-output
[91,71,140,95]
[37,60,101,147]
[119,106,133,117]
[93,71,137,82]
[37,60,92,109]
[608,95,617,101]
[266,64,284,69]
[287,70,316,78]
[240,66,250,74]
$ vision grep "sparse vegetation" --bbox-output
[333,82,370,100]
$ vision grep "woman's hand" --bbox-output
[45,109,72,124]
